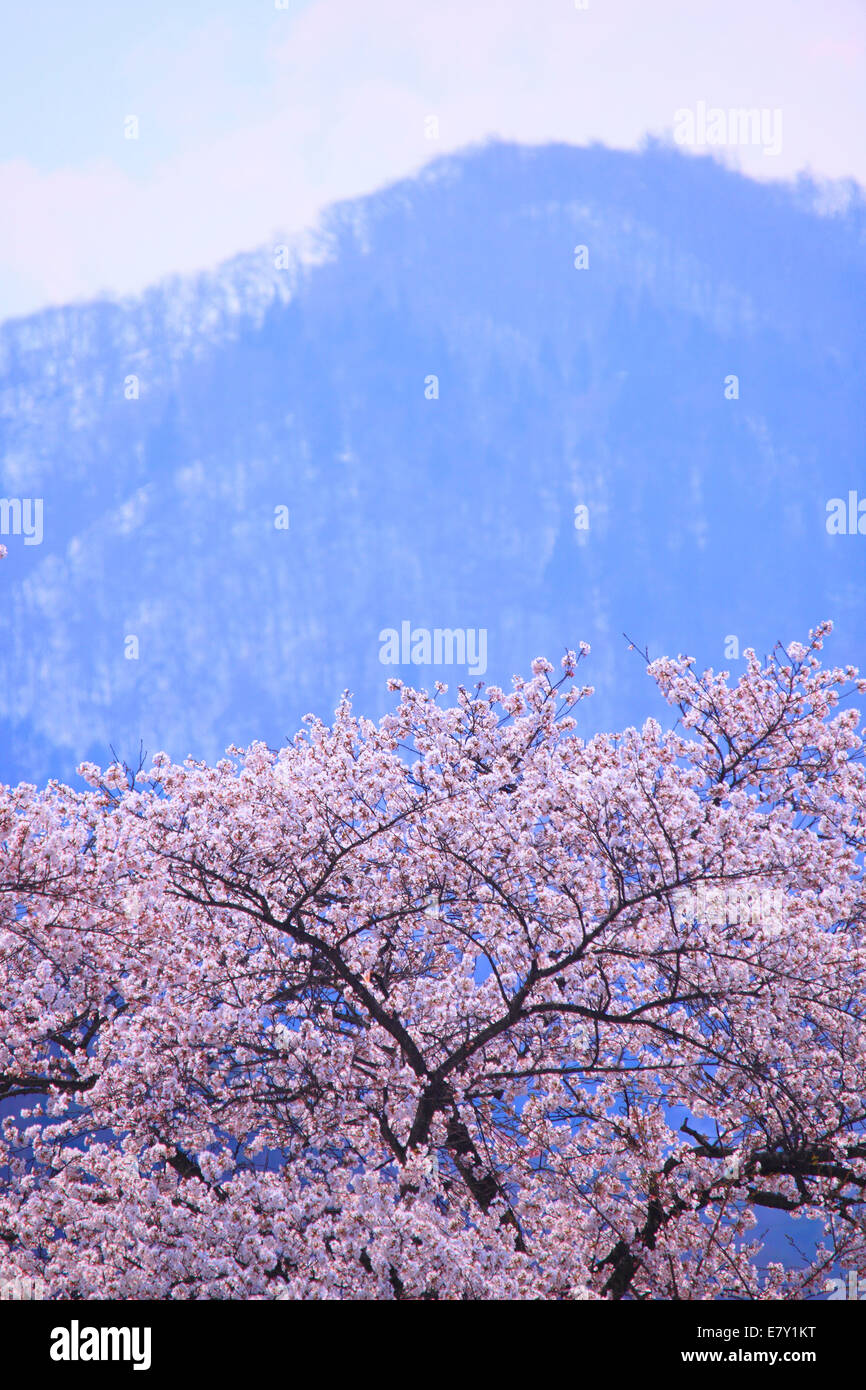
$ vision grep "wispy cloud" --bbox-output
[1,0,864,319]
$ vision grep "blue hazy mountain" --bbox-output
[0,138,864,786]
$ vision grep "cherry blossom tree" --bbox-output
[1,621,865,1300]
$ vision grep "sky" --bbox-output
[0,0,864,320]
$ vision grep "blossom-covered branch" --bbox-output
[1,624,865,1300]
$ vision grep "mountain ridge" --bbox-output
[0,138,864,784]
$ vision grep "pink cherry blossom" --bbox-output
[1,623,865,1300]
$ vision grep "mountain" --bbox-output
[0,139,864,785]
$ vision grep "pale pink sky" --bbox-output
[0,0,863,320]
